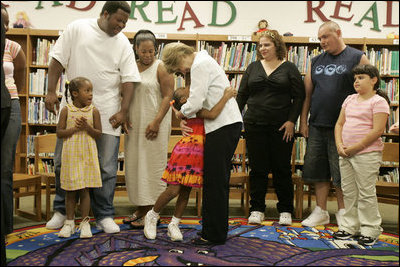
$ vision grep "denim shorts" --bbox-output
[302,125,341,187]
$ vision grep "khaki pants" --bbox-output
[339,151,383,239]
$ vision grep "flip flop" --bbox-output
[130,218,162,229]
[122,213,140,224]
[130,217,145,229]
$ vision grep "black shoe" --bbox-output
[191,237,225,246]
[358,235,378,246]
[333,230,354,240]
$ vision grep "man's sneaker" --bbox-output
[248,211,265,225]
[78,217,92,238]
[358,236,378,246]
[46,211,66,230]
[301,206,330,227]
[97,217,120,233]
[279,212,292,225]
[168,223,183,241]
[335,209,346,228]
[58,220,75,238]
[144,211,159,240]
[333,230,354,240]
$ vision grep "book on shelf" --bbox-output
[378,168,399,184]
[32,38,56,66]
[366,48,399,76]
[199,41,257,72]
[28,97,57,124]
[29,71,64,96]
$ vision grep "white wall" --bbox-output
[3,1,399,38]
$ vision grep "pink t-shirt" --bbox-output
[342,93,390,155]
[3,39,21,99]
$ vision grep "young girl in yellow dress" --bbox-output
[143,85,237,241]
[57,77,102,239]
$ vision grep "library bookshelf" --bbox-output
[6,29,399,193]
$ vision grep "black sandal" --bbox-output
[122,214,140,224]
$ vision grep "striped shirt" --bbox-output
[3,39,21,99]
[342,94,390,155]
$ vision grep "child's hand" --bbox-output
[75,116,88,131]
[223,86,237,99]
[337,143,348,158]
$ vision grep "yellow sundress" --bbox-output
[60,103,102,191]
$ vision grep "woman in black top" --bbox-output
[236,30,305,225]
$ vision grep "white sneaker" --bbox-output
[301,206,330,227]
[248,211,265,225]
[279,212,292,226]
[144,211,159,240]
[335,209,346,228]
[78,217,92,238]
[97,217,120,233]
[58,220,75,238]
[46,211,67,230]
[168,223,183,241]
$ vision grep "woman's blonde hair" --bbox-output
[256,29,287,61]
[162,42,195,74]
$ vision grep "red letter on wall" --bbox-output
[177,2,204,31]
[304,1,329,23]
[330,1,354,21]
[66,1,96,11]
[383,1,399,27]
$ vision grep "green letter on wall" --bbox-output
[130,1,151,22]
[209,1,236,27]
[156,1,177,24]
[354,2,381,32]
[36,1,63,9]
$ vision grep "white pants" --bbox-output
[339,151,383,239]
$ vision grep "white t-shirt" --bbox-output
[181,51,242,134]
[50,18,141,136]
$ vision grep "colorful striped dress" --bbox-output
[162,118,204,188]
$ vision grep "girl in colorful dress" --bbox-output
[333,64,390,246]
[143,85,237,241]
[57,77,102,239]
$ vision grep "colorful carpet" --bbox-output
[6,217,399,266]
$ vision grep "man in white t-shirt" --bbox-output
[44,1,141,233]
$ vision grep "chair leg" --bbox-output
[35,181,42,221]
[46,178,51,221]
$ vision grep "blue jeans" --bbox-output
[1,99,21,234]
[53,134,120,222]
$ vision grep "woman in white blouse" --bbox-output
[162,42,243,245]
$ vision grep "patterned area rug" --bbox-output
[6,217,399,266]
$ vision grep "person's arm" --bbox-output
[13,48,26,94]
[109,82,135,133]
[196,86,237,119]
[56,106,77,138]
[344,112,388,157]
[334,107,348,157]
[299,66,314,138]
[45,58,64,115]
[145,62,174,140]
[77,107,102,139]
[236,67,250,113]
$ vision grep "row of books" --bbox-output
[366,48,399,76]
[37,159,55,174]
[199,41,258,71]
[28,97,57,124]
[286,46,321,74]
[32,38,56,66]
[378,168,399,183]
[26,131,53,157]
[380,78,399,104]
[29,70,64,96]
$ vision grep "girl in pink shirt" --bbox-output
[333,64,390,246]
